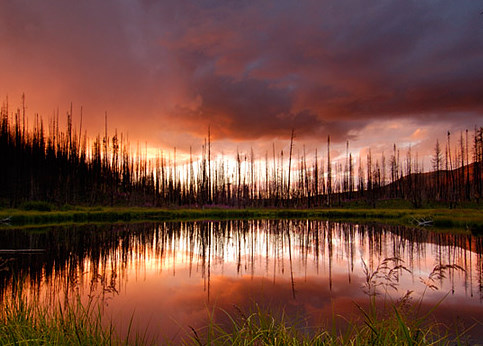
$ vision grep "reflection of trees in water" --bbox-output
[0,221,481,302]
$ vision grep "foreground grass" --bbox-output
[0,294,119,345]
[186,305,458,346]
[0,293,467,346]
[187,260,474,345]
[0,205,482,232]
[1,260,475,345]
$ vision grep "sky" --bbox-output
[1,0,482,164]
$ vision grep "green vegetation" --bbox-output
[0,292,127,345]
[186,304,453,345]
[186,259,472,345]
[0,295,463,345]
[18,200,54,212]
[0,206,481,232]
[1,262,473,345]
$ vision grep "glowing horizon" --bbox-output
[1,1,481,168]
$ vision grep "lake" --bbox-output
[0,220,482,343]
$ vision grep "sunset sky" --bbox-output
[1,1,482,164]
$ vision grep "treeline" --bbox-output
[0,99,482,208]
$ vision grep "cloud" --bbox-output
[0,0,481,155]
[157,1,483,143]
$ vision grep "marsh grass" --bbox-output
[18,201,54,212]
[353,259,468,345]
[0,207,482,232]
[184,304,455,346]
[185,260,472,346]
[184,304,323,346]
[0,258,475,345]
[1,294,113,345]
[0,281,153,345]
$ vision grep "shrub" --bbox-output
[19,201,53,212]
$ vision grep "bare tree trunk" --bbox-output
[327,135,332,207]
[287,129,294,205]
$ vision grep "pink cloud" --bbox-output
[0,0,481,159]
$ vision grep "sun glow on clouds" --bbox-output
[0,0,481,163]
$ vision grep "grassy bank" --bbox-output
[0,205,482,232]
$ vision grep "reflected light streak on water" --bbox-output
[0,220,481,342]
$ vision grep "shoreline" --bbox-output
[0,206,481,232]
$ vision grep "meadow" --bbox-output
[1,205,482,234]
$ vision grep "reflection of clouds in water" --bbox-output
[111,270,483,341]
[114,272,365,340]
[0,220,481,341]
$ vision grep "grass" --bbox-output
[0,282,154,345]
[185,304,452,345]
[0,205,482,233]
[185,260,473,346]
[0,291,464,346]
[0,292,117,345]
[0,260,475,345]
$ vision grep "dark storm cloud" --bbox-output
[159,0,483,141]
[1,0,481,146]
[172,72,332,140]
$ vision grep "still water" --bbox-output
[0,220,482,342]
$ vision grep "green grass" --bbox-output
[0,292,464,346]
[0,206,481,233]
[185,260,472,345]
[1,261,475,345]
[0,282,154,345]
[1,293,119,345]
[185,304,455,346]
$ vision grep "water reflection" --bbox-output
[0,220,482,341]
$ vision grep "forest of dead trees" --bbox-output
[1,99,482,209]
